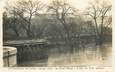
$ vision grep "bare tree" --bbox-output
[3,11,21,39]
[85,0,112,46]
[6,0,44,37]
[85,0,112,60]
[47,0,73,51]
[47,0,95,55]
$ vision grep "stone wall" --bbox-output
[3,46,17,67]
[3,39,48,64]
[15,44,48,63]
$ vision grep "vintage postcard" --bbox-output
[0,0,113,72]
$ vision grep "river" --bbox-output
[18,43,112,67]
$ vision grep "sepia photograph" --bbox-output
[2,0,112,67]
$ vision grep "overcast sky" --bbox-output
[0,0,111,12]
[2,0,89,11]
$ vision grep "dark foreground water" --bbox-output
[18,43,112,67]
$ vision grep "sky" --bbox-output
[1,0,89,11]
[0,0,111,14]
[40,0,89,10]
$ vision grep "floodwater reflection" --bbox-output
[18,43,112,67]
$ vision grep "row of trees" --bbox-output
[3,0,112,55]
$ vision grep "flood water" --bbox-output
[18,43,112,67]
